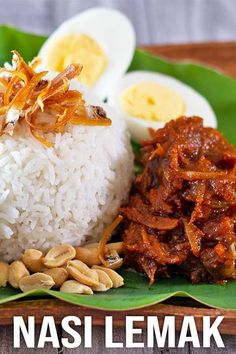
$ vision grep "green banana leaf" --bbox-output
[0,25,236,310]
[0,270,236,310]
[0,26,46,64]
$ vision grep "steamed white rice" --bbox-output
[0,84,134,261]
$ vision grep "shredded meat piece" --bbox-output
[120,206,178,230]
[122,117,236,284]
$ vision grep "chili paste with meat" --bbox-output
[121,116,236,284]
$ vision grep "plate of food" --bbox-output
[0,7,236,323]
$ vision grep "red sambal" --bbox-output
[121,116,236,284]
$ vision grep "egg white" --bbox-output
[39,7,135,100]
[107,71,217,142]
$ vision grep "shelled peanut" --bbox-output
[0,242,124,294]
[0,262,9,287]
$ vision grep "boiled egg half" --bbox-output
[38,8,135,99]
[107,71,217,142]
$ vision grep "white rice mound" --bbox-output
[0,83,134,261]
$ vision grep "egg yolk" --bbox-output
[120,81,186,122]
[45,33,108,87]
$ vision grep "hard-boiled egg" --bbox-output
[39,7,135,99]
[107,71,217,142]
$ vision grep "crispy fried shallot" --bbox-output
[0,51,111,146]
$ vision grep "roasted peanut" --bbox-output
[106,242,123,254]
[19,273,55,292]
[8,261,30,288]
[84,242,123,254]
[67,260,99,287]
[0,262,9,287]
[43,244,76,268]
[22,249,44,272]
[91,269,113,292]
[83,243,99,249]
[92,265,124,288]
[75,247,100,267]
[60,280,93,295]
[44,268,68,289]
[104,250,123,270]
[75,242,124,267]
